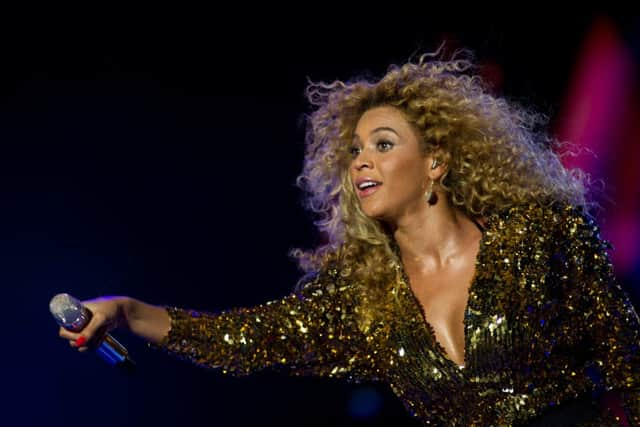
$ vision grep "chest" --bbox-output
[408,261,476,333]
[403,252,478,366]
[410,265,475,318]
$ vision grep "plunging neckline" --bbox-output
[396,215,490,370]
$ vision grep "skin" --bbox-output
[59,105,481,368]
[58,104,627,422]
[348,105,628,414]
[59,296,170,350]
[350,105,483,366]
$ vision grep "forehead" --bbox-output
[354,106,413,137]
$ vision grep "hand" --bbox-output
[58,296,129,352]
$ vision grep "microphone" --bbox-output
[50,293,136,374]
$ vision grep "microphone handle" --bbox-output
[72,305,136,374]
[97,333,136,374]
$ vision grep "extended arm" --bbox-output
[151,273,381,381]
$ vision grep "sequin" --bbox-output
[153,204,639,426]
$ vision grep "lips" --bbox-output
[355,178,382,198]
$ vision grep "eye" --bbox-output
[348,145,362,158]
[376,140,394,152]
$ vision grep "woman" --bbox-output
[58,52,640,426]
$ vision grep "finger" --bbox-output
[59,327,87,348]
[77,312,108,344]
[67,335,87,350]
[59,327,79,340]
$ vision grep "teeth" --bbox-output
[358,182,378,190]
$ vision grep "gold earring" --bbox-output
[425,180,438,205]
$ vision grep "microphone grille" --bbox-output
[49,293,91,331]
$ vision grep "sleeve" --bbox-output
[561,207,640,425]
[152,270,380,382]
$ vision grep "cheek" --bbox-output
[385,156,427,192]
[348,168,357,187]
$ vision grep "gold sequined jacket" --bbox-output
[156,204,640,426]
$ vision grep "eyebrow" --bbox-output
[371,126,400,136]
[353,126,400,142]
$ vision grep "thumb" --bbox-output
[77,308,110,348]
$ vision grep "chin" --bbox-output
[361,206,391,222]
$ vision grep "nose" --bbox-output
[353,150,373,171]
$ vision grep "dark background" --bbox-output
[3,9,639,426]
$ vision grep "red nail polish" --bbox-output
[75,336,87,346]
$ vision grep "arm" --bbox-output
[151,272,380,381]
[560,207,640,425]
[123,297,171,345]
[58,296,171,349]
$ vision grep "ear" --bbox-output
[424,153,447,181]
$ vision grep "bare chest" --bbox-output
[405,257,477,366]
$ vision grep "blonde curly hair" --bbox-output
[292,50,587,326]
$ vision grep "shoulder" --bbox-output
[482,203,612,261]
[488,202,596,236]
[296,263,360,301]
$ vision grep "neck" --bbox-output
[390,195,480,272]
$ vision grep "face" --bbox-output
[349,106,431,222]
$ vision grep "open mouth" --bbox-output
[356,180,382,197]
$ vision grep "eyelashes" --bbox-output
[348,139,395,158]
[376,140,394,152]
